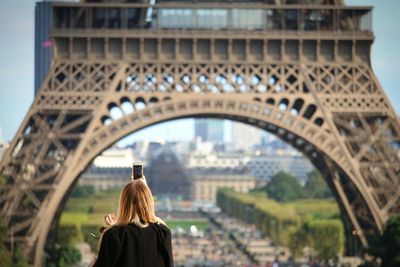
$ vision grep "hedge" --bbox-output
[216,188,344,259]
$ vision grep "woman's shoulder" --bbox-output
[100,225,126,244]
[105,222,170,233]
[152,222,171,236]
[103,223,138,237]
[154,221,170,230]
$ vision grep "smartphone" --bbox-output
[132,162,143,180]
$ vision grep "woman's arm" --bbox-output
[96,228,121,267]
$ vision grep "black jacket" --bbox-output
[96,222,174,267]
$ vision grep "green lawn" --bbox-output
[61,189,120,228]
[61,212,211,231]
[165,220,210,231]
[283,199,339,220]
[219,188,340,222]
[61,189,211,231]
[60,212,89,225]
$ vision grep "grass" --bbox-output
[65,196,119,214]
[60,189,212,230]
[222,189,299,220]
[60,213,211,232]
[61,188,340,229]
[60,212,89,226]
[283,199,339,220]
[165,220,210,231]
[61,189,120,228]
[219,189,340,222]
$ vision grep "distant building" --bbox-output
[188,152,242,169]
[246,155,313,183]
[167,141,194,158]
[79,166,131,190]
[79,147,135,190]
[146,145,192,200]
[231,121,262,151]
[188,150,313,182]
[80,143,313,193]
[93,148,135,168]
[193,137,214,154]
[194,119,224,143]
[35,1,53,95]
[131,141,164,162]
[191,168,256,203]
[262,138,292,152]
[194,119,208,142]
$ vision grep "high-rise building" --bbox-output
[194,118,224,143]
[194,119,208,142]
[35,1,53,95]
[231,121,262,151]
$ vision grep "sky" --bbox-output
[0,0,399,144]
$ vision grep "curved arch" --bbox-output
[32,94,379,265]
[1,61,393,266]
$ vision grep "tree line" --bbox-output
[261,170,332,203]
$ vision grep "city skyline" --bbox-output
[0,0,399,143]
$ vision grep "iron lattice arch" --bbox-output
[1,0,400,266]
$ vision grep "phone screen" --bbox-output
[132,163,143,180]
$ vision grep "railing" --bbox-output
[155,8,372,32]
[51,3,372,34]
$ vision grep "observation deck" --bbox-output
[50,1,373,64]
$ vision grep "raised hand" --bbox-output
[104,213,117,227]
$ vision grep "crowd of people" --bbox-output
[210,213,289,267]
[168,210,293,267]
[171,218,252,266]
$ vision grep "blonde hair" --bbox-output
[116,179,164,228]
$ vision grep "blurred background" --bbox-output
[0,1,399,267]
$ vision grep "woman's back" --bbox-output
[96,222,173,267]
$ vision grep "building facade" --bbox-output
[231,121,262,151]
[79,166,131,190]
[188,150,313,182]
[188,152,243,169]
[191,169,256,203]
[194,118,224,143]
[92,148,135,168]
[79,147,135,189]
[246,154,313,183]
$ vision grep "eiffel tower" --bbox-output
[0,0,399,266]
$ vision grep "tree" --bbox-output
[11,245,29,267]
[288,226,311,260]
[368,214,400,267]
[304,170,332,199]
[0,218,29,267]
[307,219,344,262]
[0,175,7,186]
[57,224,81,246]
[51,244,82,267]
[0,217,11,267]
[265,171,303,202]
[70,185,95,198]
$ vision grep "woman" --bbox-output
[95,178,174,267]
